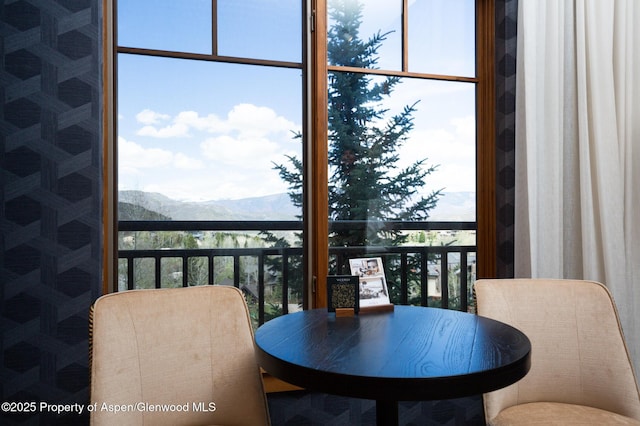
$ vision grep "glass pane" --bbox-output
[326,69,476,305]
[218,0,302,62]
[328,0,401,70]
[408,0,476,76]
[388,78,476,208]
[117,54,302,216]
[118,54,305,321]
[327,72,475,228]
[118,0,212,54]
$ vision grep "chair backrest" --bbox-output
[475,278,640,422]
[90,285,270,426]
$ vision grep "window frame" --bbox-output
[102,0,496,303]
[309,0,496,307]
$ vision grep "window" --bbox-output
[112,0,306,325]
[107,0,495,321]
[307,0,492,309]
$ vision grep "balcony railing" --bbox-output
[118,220,476,326]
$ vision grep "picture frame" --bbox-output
[348,257,391,308]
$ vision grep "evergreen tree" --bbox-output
[275,0,441,248]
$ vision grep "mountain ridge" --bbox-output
[118,190,475,221]
[118,191,300,221]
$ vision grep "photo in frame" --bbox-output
[349,257,391,308]
[327,275,360,313]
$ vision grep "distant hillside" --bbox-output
[117,190,474,222]
[213,194,301,219]
[119,202,171,220]
[118,191,300,221]
[427,191,476,221]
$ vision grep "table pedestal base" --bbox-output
[376,400,399,426]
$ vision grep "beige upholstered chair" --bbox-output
[89,285,270,426]
[475,279,640,426]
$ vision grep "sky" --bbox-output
[116,0,476,203]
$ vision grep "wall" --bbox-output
[1,0,102,424]
[496,0,518,278]
[0,0,517,424]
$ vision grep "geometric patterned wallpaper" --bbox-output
[268,391,485,425]
[0,1,516,425]
[1,0,102,424]
[495,0,517,278]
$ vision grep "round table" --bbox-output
[254,305,531,426]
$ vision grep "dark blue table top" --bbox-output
[254,305,531,401]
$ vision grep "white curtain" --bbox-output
[514,0,640,374]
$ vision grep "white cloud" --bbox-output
[134,105,298,140]
[120,101,477,200]
[120,101,476,201]
[227,104,296,136]
[200,135,283,167]
[119,103,302,200]
[137,122,191,138]
[174,152,204,170]
[118,136,204,174]
[136,109,170,125]
[140,170,290,202]
[118,136,173,169]
[451,115,475,140]
[174,111,229,133]
[398,115,476,193]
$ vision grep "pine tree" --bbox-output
[272,0,442,304]
[275,0,441,248]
